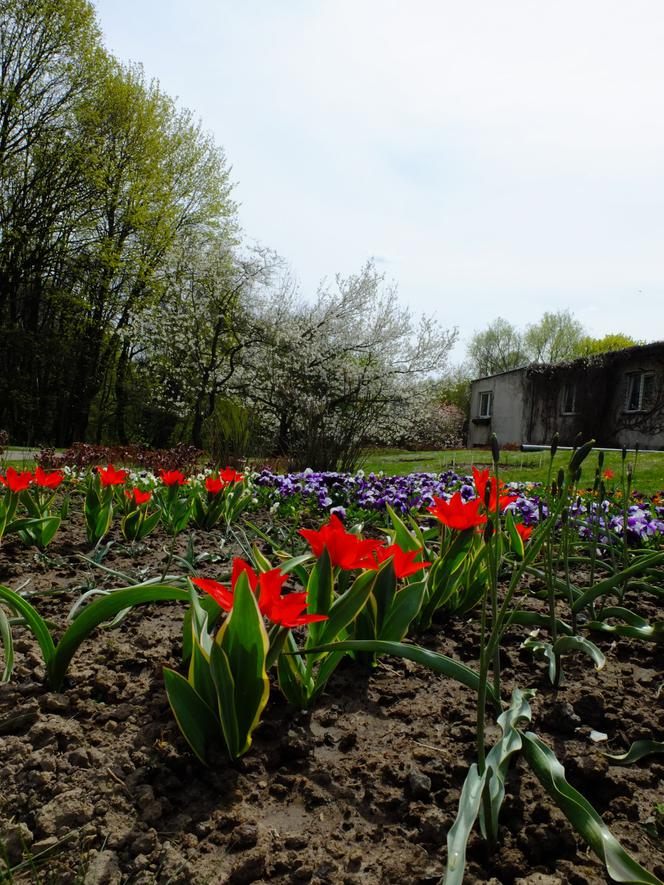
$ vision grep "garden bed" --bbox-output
[1,521,662,885]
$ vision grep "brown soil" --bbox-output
[0,520,663,885]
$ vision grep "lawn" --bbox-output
[362,447,664,494]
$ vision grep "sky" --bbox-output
[94,0,664,362]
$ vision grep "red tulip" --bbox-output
[299,514,382,570]
[515,523,533,542]
[192,557,328,628]
[219,467,243,483]
[603,469,615,480]
[205,476,225,494]
[125,487,151,505]
[34,466,64,489]
[369,543,431,578]
[427,492,487,531]
[160,470,188,486]
[472,466,518,512]
[97,464,128,487]
[0,467,33,493]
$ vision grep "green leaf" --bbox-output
[277,649,310,708]
[0,584,55,670]
[504,510,524,560]
[163,667,218,765]
[573,552,664,613]
[521,731,663,884]
[604,740,664,764]
[373,560,396,636]
[316,569,376,647]
[553,635,605,671]
[295,639,501,711]
[445,763,486,885]
[0,605,14,683]
[480,688,534,842]
[209,642,241,758]
[380,580,426,642]
[386,504,421,551]
[49,584,189,690]
[507,610,574,635]
[214,572,270,757]
[305,549,333,645]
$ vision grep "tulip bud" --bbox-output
[561,508,568,525]
[573,431,584,452]
[599,481,606,501]
[593,468,600,492]
[621,446,627,462]
[568,439,595,474]
[550,432,559,459]
[551,480,558,498]
[491,433,500,465]
[557,468,565,489]
[598,450,604,469]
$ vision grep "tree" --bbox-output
[577,333,643,357]
[522,310,585,364]
[130,236,274,448]
[467,318,526,378]
[0,0,105,443]
[237,261,458,470]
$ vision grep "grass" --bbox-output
[361,447,664,495]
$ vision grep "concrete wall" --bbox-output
[468,369,528,447]
[467,344,664,451]
[525,346,664,450]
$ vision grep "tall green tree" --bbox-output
[522,309,585,364]
[467,317,526,378]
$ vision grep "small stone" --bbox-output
[0,701,40,735]
[31,836,59,853]
[545,701,581,734]
[408,769,432,800]
[68,748,90,768]
[130,830,158,857]
[83,850,122,885]
[338,732,357,752]
[418,808,447,845]
[35,790,95,837]
[230,822,259,850]
[572,692,605,729]
[229,849,267,883]
[284,833,308,849]
[292,865,313,882]
[41,693,71,714]
[110,703,133,722]
[1,822,33,865]
[515,875,564,885]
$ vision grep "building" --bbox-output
[467,341,664,450]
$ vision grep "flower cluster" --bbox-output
[0,466,64,491]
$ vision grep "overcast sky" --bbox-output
[94,0,664,361]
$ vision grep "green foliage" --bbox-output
[578,333,643,356]
[0,582,189,691]
[164,576,270,761]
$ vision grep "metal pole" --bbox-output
[521,444,662,454]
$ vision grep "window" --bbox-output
[561,383,577,414]
[625,372,655,412]
[478,391,493,418]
